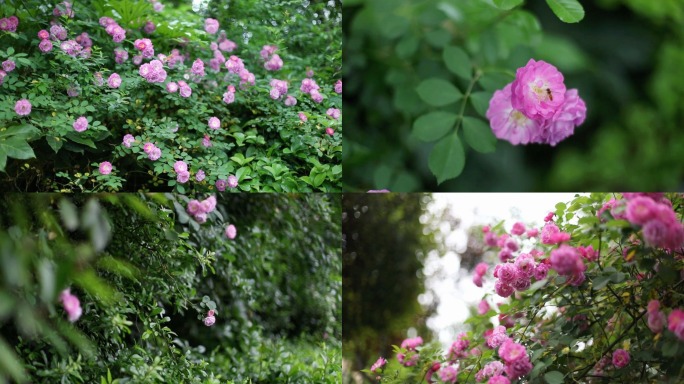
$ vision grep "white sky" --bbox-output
[420,193,580,348]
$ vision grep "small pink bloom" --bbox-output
[511,222,525,236]
[205,18,219,34]
[334,79,342,94]
[173,160,188,173]
[39,39,53,52]
[98,161,112,175]
[195,169,206,182]
[668,309,684,341]
[326,127,334,136]
[59,289,83,322]
[612,349,630,368]
[2,60,15,72]
[298,112,308,122]
[326,108,341,120]
[478,299,490,315]
[400,336,423,351]
[486,83,542,145]
[204,315,216,326]
[187,200,202,215]
[370,357,387,373]
[227,175,238,188]
[38,29,50,39]
[122,134,135,147]
[166,82,178,93]
[73,116,88,132]
[177,171,190,184]
[14,99,31,116]
[208,117,220,130]
[225,224,237,239]
[215,179,227,191]
[284,96,297,106]
[108,73,121,88]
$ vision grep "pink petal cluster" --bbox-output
[174,160,190,184]
[108,73,121,88]
[73,116,88,132]
[205,18,219,34]
[143,142,162,161]
[223,84,236,104]
[100,17,126,43]
[446,333,470,361]
[623,195,684,250]
[133,38,155,58]
[204,309,216,326]
[476,361,505,382]
[478,299,490,315]
[50,24,67,40]
[335,79,342,94]
[325,127,335,136]
[139,60,167,83]
[612,349,630,368]
[225,224,237,239]
[99,161,113,175]
[2,60,15,72]
[486,59,586,146]
[486,326,510,349]
[143,21,156,34]
[53,1,75,18]
[438,365,458,383]
[401,336,423,350]
[541,222,571,244]
[370,357,387,373]
[75,32,92,48]
[225,55,245,74]
[217,32,237,52]
[498,339,533,379]
[647,299,666,334]
[187,196,216,224]
[668,308,684,341]
[122,134,135,148]
[114,48,129,64]
[208,116,221,130]
[60,40,83,56]
[261,45,282,71]
[284,96,297,106]
[326,108,341,120]
[269,79,288,100]
[0,16,19,32]
[473,262,488,287]
[60,288,82,322]
[300,78,323,103]
[14,99,31,116]
[549,245,585,282]
[191,58,205,77]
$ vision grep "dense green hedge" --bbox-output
[0,193,341,383]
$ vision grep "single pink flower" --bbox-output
[486,83,542,145]
[225,224,237,239]
[99,161,113,175]
[73,116,88,132]
[510,59,566,120]
[612,349,630,368]
[370,357,387,373]
[59,289,83,322]
[14,99,31,116]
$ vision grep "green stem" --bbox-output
[454,70,482,134]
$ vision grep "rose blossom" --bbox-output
[225,224,237,239]
[99,161,113,175]
[511,59,566,120]
[14,99,31,116]
[73,116,88,132]
[59,289,82,322]
[370,357,387,373]
[108,73,121,88]
[612,349,630,368]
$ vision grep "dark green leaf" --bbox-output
[545,0,585,23]
[443,46,471,79]
[462,116,496,153]
[544,371,565,384]
[429,132,465,184]
[493,0,524,10]
[469,91,492,117]
[0,137,35,160]
[416,78,463,107]
[412,112,459,142]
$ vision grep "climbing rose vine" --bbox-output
[367,193,684,383]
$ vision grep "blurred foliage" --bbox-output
[342,193,437,376]
[0,193,341,383]
[343,0,684,191]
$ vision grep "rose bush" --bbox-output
[0,0,342,192]
[0,193,341,383]
[366,193,684,383]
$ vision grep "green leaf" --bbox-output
[462,116,496,153]
[65,133,97,149]
[396,35,419,58]
[429,132,465,184]
[58,198,79,231]
[412,112,458,142]
[592,275,611,290]
[0,137,36,160]
[469,91,492,117]
[662,339,680,357]
[0,153,6,173]
[46,136,63,153]
[416,78,462,107]
[0,124,40,139]
[443,46,471,79]
[545,0,585,23]
[544,371,565,384]
[493,0,524,10]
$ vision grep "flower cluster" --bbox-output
[446,332,470,361]
[205,18,219,34]
[223,84,236,104]
[261,45,283,71]
[473,262,488,287]
[100,17,126,43]
[143,142,162,161]
[623,194,684,250]
[396,336,422,367]
[53,1,75,18]
[139,59,167,83]
[370,357,387,373]
[203,309,216,326]
[300,78,323,103]
[486,59,586,146]
[133,38,155,58]
[269,79,288,100]
[174,160,190,184]
[186,195,217,224]
[0,15,19,32]
[73,116,88,132]
[215,175,238,191]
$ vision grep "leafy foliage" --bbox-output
[0,0,342,192]
[0,193,341,383]
[344,0,684,191]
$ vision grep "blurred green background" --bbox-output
[343,0,684,191]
